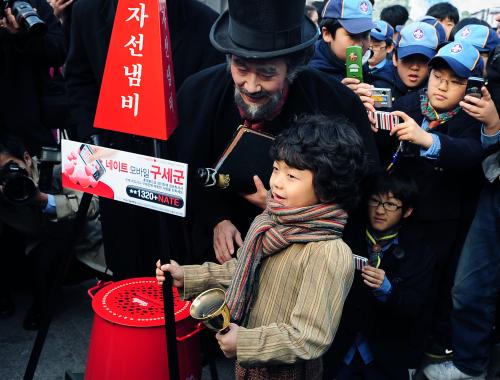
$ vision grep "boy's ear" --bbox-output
[322,26,333,43]
[403,207,413,219]
[23,151,32,167]
[386,44,394,54]
[392,53,398,67]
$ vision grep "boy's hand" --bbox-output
[460,87,500,135]
[362,265,386,289]
[156,259,184,287]
[214,220,243,264]
[216,323,239,358]
[391,111,434,149]
[241,175,267,210]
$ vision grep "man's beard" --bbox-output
[234,86,284,121]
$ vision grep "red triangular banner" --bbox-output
[94,0,177,140]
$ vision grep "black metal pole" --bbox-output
[24,192,93,380]
[153,139,180,380]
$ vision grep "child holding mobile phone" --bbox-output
[388,41,487,358]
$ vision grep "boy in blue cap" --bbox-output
[368,20,395,83]
[309,0,375,81]
[454,24,500,72]
[387,41,486,361]
[372,22,439,101]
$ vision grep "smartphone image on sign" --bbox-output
[79,144,106,181]
[465,77,485,99]
[372,88,393,108]
[346,45,363,82]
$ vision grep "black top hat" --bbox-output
[210,0,319,59]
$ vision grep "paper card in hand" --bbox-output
[214,126,275,194]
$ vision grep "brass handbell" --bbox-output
[190,288,231,334]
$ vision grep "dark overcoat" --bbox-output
[0,0,66,155]
[170,64,380,264]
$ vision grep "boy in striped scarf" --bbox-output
[156,114,368,379]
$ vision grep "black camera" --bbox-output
[0,0,47,35]
[0,161,37,204]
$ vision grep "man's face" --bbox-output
[427,68,467,112]
[322,26,370,61]
[368,192,411,233]
[368,39,392,67]
[230,56,288,121]
[393,54,429,88]
[438,17,455,40]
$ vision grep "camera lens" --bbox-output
[3,175,37,204]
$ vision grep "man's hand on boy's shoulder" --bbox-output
[216,323,239,358]
[361,265,386,289]
[214,220,243,264]
[391,111,434,148]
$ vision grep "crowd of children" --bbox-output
[156,1,500,379]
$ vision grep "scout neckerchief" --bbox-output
[420,91,461,130]
[365,227,399,268]
[239,84,289,131]
[226,192,347,324]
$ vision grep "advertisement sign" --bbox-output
[61,139,187,217]
[94,0,177,139]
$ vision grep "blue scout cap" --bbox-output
[419,15,447,46]
[370,20,394,43]
[454,24,500,53]
[429,41,484,78]
[322,0,375,34]
[397,22,439,60]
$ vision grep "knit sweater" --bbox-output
[182,239,355,370]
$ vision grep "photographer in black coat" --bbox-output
[0,0,66,156]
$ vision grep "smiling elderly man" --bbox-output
[171,0,379,265]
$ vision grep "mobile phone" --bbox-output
[79,144,106,181]
[373,110,401,131]
[372,88,393,108]
[346,45,363,82]
[465,77,484,99]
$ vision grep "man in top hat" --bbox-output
[170,0,379,266]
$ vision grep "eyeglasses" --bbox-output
[367,199,402,212]
[369,44,387,51]
[431,71,467,89]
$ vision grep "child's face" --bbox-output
[393,54,429,88]
[368,192,411,232]
[269,160,319,208]
[322,26,370,62]
[438,17,455,40]
[427,68,467,112]
[368,39,392,67]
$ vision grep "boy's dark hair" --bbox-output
[270,114,368,210]
[320,18,343,39]
[449,18,491,40]
[380,5,409,29]
[367,171,418,211]
[0,133,27,161]
[426,2,459,24]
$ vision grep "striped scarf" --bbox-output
[226,192,348,323]
[420,91,461,129]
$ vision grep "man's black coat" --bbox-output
[65,0,224,279]
[0,0,66,155]
[170,64,380,264]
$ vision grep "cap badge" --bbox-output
[460,27,471,38]
[413,28,424,40]
[451,43,462,54]
[359,1,369,13]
